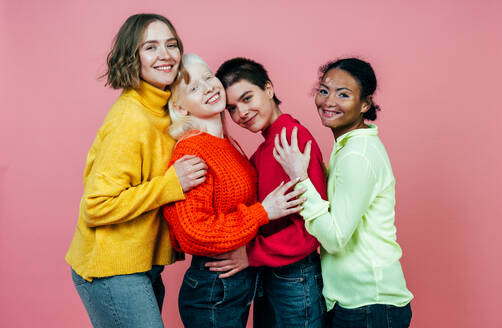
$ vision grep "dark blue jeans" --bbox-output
[253,252,326,328]
[328,302,412,328]
[71,266,165,328]
[178,256,258,328]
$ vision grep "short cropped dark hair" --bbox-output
[216,57,281,106]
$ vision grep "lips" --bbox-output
[320,108,343,119]
[241,114,257,126]
[154,64,174,72]
[205,92,221,104]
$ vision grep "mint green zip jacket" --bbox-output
[297,125,413,311]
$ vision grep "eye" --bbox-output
[226,105,236,113]
[243,95,252,103]
[205,74,213,81]
[337,92,349,98]
[318,88,328,96]
[166,41,178,48]
[145,45,155,51]
[190,84,199,93]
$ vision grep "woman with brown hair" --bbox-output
[65,14,206,327]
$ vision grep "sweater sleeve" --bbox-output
[163,141,269,256]
[296,152,376,254]
[81,112,185,227]
[247,125,327,267]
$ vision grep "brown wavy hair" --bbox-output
[102,14,184,90]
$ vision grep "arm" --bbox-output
[278,148,376,254]
[81,118,185,227]
[163,140,270,256]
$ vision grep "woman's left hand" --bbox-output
[205,246,249,278]
[273,127,311,181]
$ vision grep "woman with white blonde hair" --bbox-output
[162,54,305,328]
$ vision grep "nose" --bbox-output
[158,45,172,60]
[202,81,214,94]
[324,92,337,107]
[237,105,249,119]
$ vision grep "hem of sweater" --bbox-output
[327,296,414,312]
[65,242,178,282]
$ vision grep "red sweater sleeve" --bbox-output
[163,137,269,256]
[247,121,327,267]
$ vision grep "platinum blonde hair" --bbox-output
[168,54,210,140]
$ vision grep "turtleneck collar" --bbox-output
[262,113,295,142]
[124,81,171,116]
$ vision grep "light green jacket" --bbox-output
[297,125,413,311]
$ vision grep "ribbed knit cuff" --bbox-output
[247,202,270,227]
[157,166,185,205]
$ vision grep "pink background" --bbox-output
[1,0,501,327]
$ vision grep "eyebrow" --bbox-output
[141,37,178,47]
[319,83,352,92]
[238,91,252,101]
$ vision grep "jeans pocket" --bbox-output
[333,304,368,328]
[183,271,199,289]
[272,270,304,282]
[386,303,412,328]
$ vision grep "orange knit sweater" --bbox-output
[162,132,269,256]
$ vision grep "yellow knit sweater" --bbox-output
[66,81,185,281]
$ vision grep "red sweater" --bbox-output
[247,114,327,267]
[162,132,269,256]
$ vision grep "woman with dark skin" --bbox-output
[274,58,413,328]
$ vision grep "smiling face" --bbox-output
[315,68,370,138]
[174,62,226,118]
[138,20,181,90]
[225,80,281,133]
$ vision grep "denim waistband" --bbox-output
[279,251,320,269]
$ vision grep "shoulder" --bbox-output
[173,132,210,157]
[105,94,151,130]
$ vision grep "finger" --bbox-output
[304,140,312,161]
[283,205,304,215]
[205,259,233,267]
[191,162,208,172]
[209,265,236,272]
[291,127,299,150]
[191,176,206,187]
[218,268,240,279]
[284,187,307,200]
[281,177,301,192]
[187,156,205,166]
[273,148,284,164]
[286,197,306,208]
[190,169,207,179]
[271,181,285,194]
[280,127,290,150]
[274,134,286,157]
[179,154,197,162]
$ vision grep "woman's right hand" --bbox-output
[173,155,208,192]
[261,178,306,220]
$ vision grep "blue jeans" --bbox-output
[178,256,258,328]
[329,302,412,328]
[71,266,165,328]
[253,252,326,328]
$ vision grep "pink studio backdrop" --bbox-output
[1,0,501,327]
